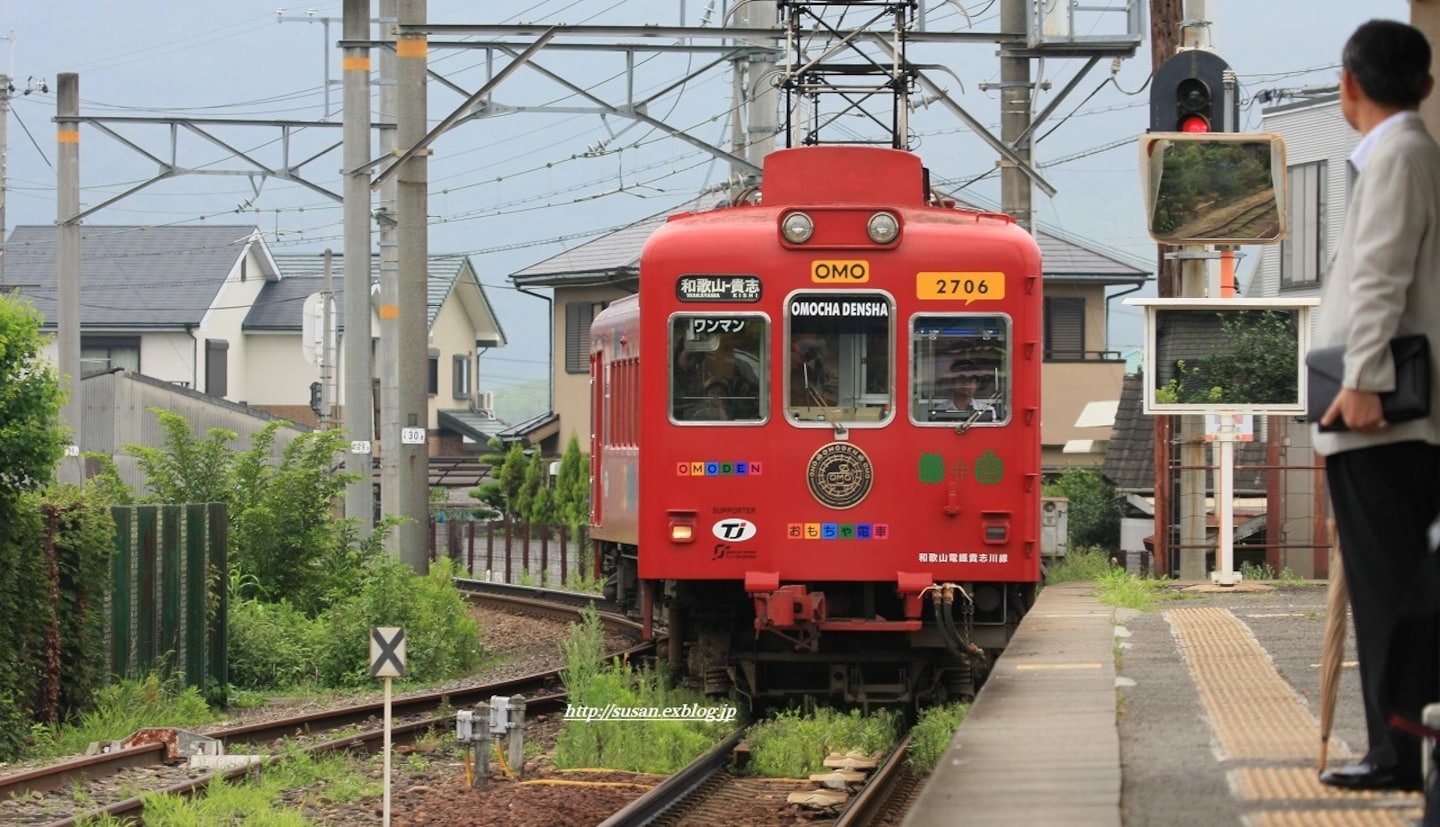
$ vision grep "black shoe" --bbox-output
[1318,762,1421,792]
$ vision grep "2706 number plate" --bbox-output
[916,271,1005,303]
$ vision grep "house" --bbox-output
[509,195,1149,469]
[3,226,509,485]
[254,252,509,454]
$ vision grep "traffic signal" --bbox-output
[1150,50,1237,133]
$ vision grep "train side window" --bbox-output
[911,314,1011,425]
[670,314,766,424]
[787,292,893,424]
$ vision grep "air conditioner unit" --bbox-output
[478,390,495,416]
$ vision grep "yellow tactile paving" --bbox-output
[1231,766,1421,802]
[1245,808,1422,827]
[1169,607,1320,761]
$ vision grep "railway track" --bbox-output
[0,588,649,826]
[596,729,923,827]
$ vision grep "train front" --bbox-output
[634,145,1043,705]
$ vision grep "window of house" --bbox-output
[205,339,229,397]
[427,348,439,395]
[452,354,472,398]
[1043,297,1084,360]
[565,301,601,374]
[1281,161,1326,288]
[80,337,140,377]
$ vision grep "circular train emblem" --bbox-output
[806,442,874,510]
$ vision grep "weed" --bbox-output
[1094,568,1167,611]
[906,702,968,774]
[747,707,900,778]
[1045,548,1117,585]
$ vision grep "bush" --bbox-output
[1043,468,1124,551]
[746,707,901,778]
[227,599,328,690]
[907,702,968,774]
[315,557,484,688]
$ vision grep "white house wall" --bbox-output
[429,294,481,429]
[196,248,271,399]
[243,331,346,407]
[1252,99,1356,299]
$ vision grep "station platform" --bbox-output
[903,581,1427,827]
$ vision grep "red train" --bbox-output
[589,145,1043,706]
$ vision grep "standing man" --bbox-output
[1315,19,1440,794]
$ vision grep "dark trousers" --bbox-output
[1327,440,1440,782]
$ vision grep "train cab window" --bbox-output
[670,314,766,423]
[911,314,1011,425]
[787,292,893,425]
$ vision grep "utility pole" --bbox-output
[999,0,1032,232]
[342,0,375,533]
[321,248,336,429]
[379,0,404,560]
[1149,0,1182,578]
[394,0,430,572]
[56,73,81,481]
[0,72,9,285]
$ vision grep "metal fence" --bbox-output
[429,519,591,588]
[108,503,228,692]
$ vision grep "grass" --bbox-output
[79,750,377,826]
[28,674,218,761]
[552,607,735,773]
[1044,547,1118,584]
[906,702,968,774]
[746,707,901,778]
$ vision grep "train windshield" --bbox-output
[786,292,893,425]
[669,314,766,423]
[911,314,1012,425]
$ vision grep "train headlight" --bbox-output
[866,211,899,244]
[781,211,815,244]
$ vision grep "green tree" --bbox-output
[496,442,528,524]
[126,410,237,504]
[554,432,590,530]
[515,447,545,524]
[0,294,67,503]
[1043,467,1124,551]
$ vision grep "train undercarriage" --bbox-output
[599,541,1036,709]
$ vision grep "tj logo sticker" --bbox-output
[712,519,758,542]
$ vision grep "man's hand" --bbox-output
[1321,387,1390,432]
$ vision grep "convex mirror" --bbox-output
[1140,132,1288,245]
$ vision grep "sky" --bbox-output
[0,1,1410,392]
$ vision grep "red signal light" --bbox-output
[1180,115,1210,133]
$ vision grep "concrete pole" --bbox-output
[321,248,335,429]
[999,0,1032,232]
[343,0,375,532]
[380,0,402,554]
[745,1,778,169]
[0,74,8,285]
[395,0,430,572]
[56,73,82,478]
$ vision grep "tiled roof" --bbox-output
[251,253,503,342]
[3,225,272,329]
[509,194,1148,285]
[1101,372,1268,495]
[438,409,510,443]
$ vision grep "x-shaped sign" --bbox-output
[370,627,407,678]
